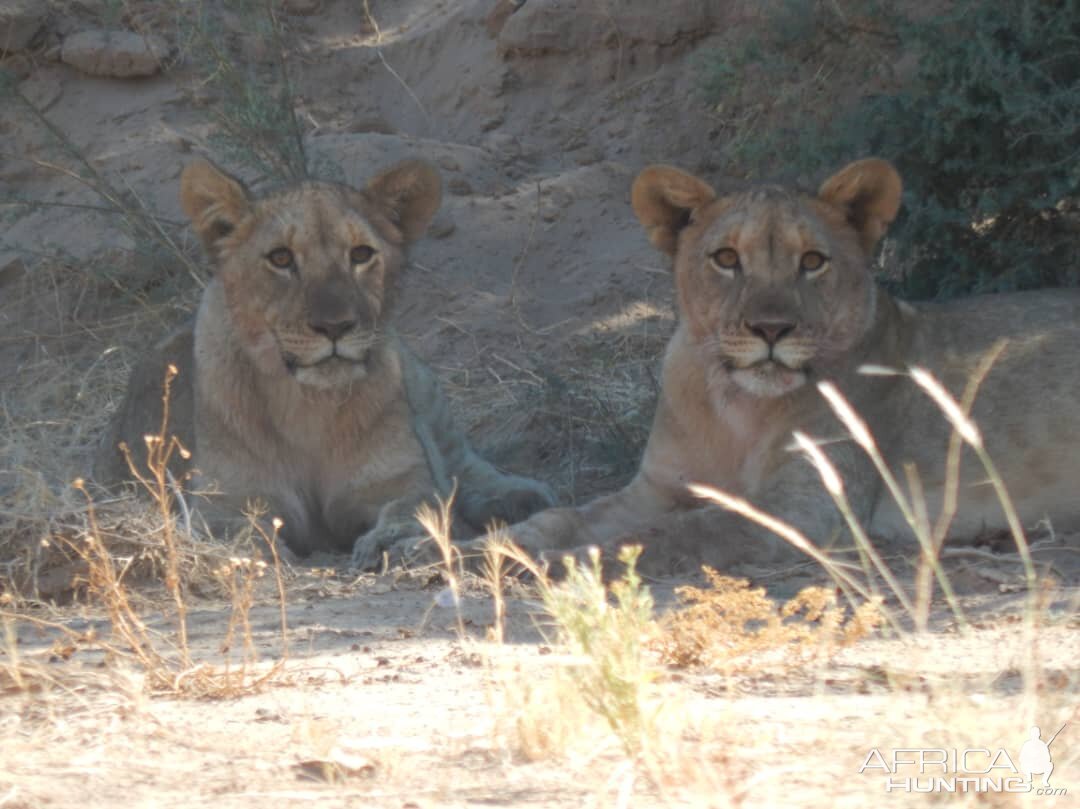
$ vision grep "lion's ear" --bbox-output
[179,159,251,256]
[631,165,717,256]
[818,159,902,253]
[366,160,442,243]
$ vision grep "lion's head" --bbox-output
[180,159,441,390]
[632,159,902,398]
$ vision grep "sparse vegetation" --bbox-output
[176,0,309,182]
[531,545,657,756]
[55,365,290,697]
[0,0,1077,804]
[0,0,312,596]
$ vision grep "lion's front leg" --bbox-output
[626,506,794,577]
[478,441,879,577]
[482,497,789,578]
[349,488,482,570]
[348,495,429,570]
[628,445,879,576]
[468,475,669,563]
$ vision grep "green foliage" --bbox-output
[701,0,1080,298]
[178,0,308,182]
[539,546,657,755]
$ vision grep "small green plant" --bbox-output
[538,545,657,755]
[701,0,1080,298]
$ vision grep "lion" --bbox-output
[480,158,1080,574]
[96,158,555,565]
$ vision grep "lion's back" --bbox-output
[871,288,1080,537]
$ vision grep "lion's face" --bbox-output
[180,159,441,390]
[632,159,902,398]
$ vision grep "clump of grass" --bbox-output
[0,255,198,603]
[6,365,293,698]
[692,354,1055,730]
[537,545,657,756]
[483,541,754,804]
[115,363,193,655]
[656,570,882,670]
[480,532,512,645]
[490,659,603,763]
[414,488,470,638]
[69,444,288,696]
[492,543,659,757]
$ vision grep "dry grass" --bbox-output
[1,5,1075,801]
[0,262,292,698]
[24,363,290,698]
[439,301,672,505]
[456,356,1077,802]
[0,255,197,597]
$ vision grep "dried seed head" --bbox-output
[792,432,844,496]
[857,364,902,376]
[817,382,875,451]
[909,367,983,448]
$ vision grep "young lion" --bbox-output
[97,158,554,564]
[485,158,1080,573]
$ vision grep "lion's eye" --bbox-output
[710,248,741,273]
[350,245,377,266]
[799,250,829,276]
[266,247,295,271]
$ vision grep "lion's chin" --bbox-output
[730,362,807,398]
[290,355,369,390]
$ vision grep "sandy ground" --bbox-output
[3,565,1078,808]
[1,0,1079,806]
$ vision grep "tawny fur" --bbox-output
[97,159,554,565]
[488,159,1080,574]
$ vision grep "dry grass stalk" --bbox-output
[688,482,903,637]
[913,340,1007,626]
[480,530,514,645]
[816,379,968,629]
[414,488,468,638]
[117,362,192,664]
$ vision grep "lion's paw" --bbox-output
[351,522,419,571]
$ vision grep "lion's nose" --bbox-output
[309,318,356,341]
[746,320,796,346]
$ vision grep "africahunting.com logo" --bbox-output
[859,724,1068,795]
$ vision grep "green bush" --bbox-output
[702,0,1080,299]
[178,0,308,183]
